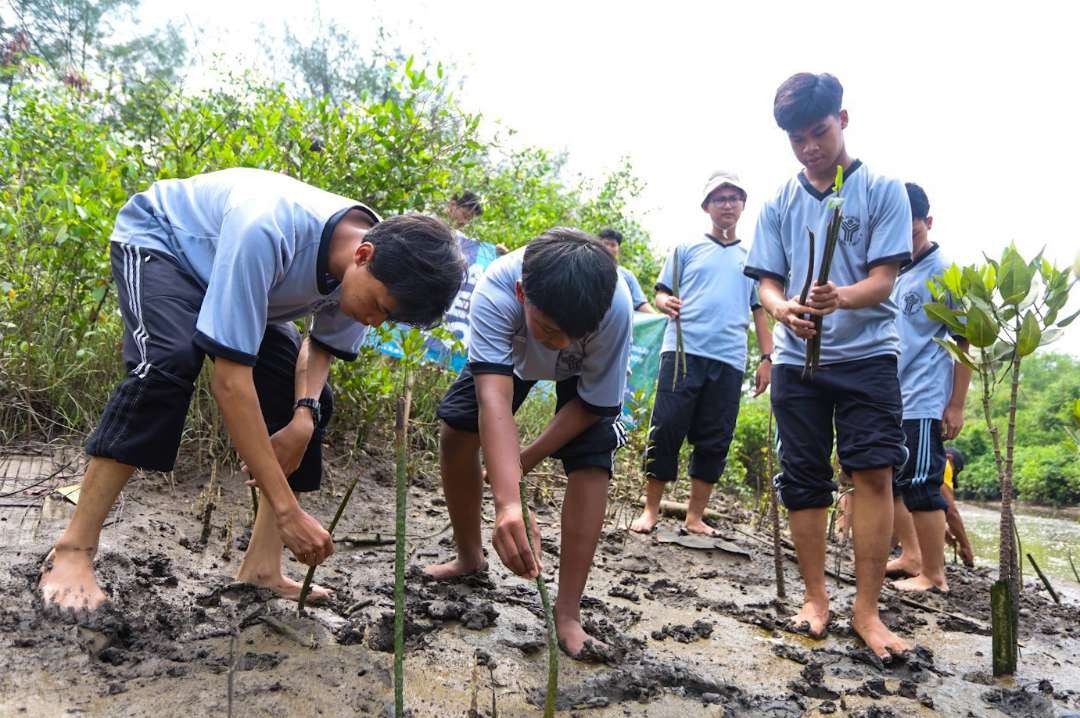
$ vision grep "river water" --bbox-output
[959,501,1080,594]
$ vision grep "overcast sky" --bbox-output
[147,0,1080,354]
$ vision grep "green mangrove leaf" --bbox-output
[1016,311,1041,356]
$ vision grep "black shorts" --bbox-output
[770,354,907,511]
[894,418,948,512]
[644,352,743,484]
[85,244,333,492]
[436,365,627,476]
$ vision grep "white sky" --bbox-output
[145,0,1080,354]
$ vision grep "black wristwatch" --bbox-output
[760,353,772,364]
[294,398,321,425]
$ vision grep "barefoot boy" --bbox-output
[887,182,971,593]
[630,171,772,536]
[425,229,632,658]
[745,73,914,660]
[40,168,465,610]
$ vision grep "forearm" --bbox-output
[756,278,788,318]
[521,398,603,474]
[213,366,296,516]
[835,266,898,310]
[752,308,774,354]
[294,337,333,401]
[638,302,658,314]
[477,380,524,512]
[949,341,973,408]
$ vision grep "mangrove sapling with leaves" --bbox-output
[926,244,1077,676]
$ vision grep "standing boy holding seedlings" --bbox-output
[745,73,914,660]
[425,229,632,658]
[630,171,772,536]
[40,168,465,611]
[886,182,971,592]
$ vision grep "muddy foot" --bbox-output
[892,575,948,594]
[784,601,830,640]
[885,557,920,579]
[556,616,613,662]
[422,556,488,580]
[39,546,109,612]
[628,510,658,534]
[235,572,332,603]
[681,521,721,538]
[853,614,913,661]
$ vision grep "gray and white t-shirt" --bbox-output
[467,249,633,415]
[110,168,381,365]
[617,265,648,310]
[894,243,958,420]
[746,160,912,366]
[656,235,760,371]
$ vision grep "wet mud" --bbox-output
[1,449,1079,716]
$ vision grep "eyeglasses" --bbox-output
[708,195,744,206]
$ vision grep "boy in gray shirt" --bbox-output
[40,168,466,612]
[746,74,913,661]
[427,229,632,659]
[887,183,971,593]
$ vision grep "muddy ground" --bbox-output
[1,445,1079,717]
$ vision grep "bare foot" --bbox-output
[885,556,921,578]
[629,509,658,534]
[422,556,488,580]
[787,598,830,639]
[853,614,913,660]
[682,520,720,537]
[893,574,948,593]
[39,546,108,612]
[556,615,606,658]
[236,570,332,603]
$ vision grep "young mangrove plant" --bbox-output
[801,165,846,380]
[671,246,688,389]
[520,481,557,717]
[926,244,1077,675]
[394,381,413,717]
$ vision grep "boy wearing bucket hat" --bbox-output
[630,171,773,536]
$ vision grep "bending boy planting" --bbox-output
[425,229,632,658]
[40,168,465,612]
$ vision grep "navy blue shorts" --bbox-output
[770,354,907,511]
[644,352,743,484]
[436,365,627,476]
[894,418,948,512]
[85,244,333,491]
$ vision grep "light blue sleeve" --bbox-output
[466,271,519,374]
[620,267,648,309]
[656,252,674,292]
[867,178,913,268]
[746,198,789,285]
[193,202,281,365]
[311,306,367,360]
[577,284,632,414]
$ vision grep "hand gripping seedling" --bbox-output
[799,165,846,380]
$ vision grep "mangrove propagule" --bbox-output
[519,481,557,717]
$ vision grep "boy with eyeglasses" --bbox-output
[630,171,772,537]
[745,73,913,661]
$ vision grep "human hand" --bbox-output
[276,504,334,566]
[491,503,541,579]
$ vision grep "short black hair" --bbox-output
[773,73,843,131]
[521,228,617,338]
[945,446,965,474]
[366,214,466,329]
[597,228,623,245]
[452,190,483,217]
[905,182,930,220]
